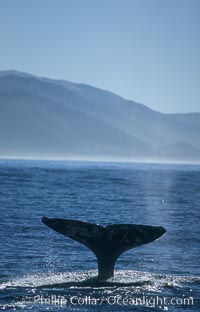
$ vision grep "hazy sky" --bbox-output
[0,0,199,113]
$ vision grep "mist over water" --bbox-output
[0,159,200,311]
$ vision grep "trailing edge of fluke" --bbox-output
[42,217,166,280]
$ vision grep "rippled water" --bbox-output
[0,159,200,311]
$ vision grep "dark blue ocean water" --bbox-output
[0,159,200,311]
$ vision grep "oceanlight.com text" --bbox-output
[22,294,194,308]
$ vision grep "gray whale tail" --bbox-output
[42,217,166,280]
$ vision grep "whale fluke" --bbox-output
[42,217,166,280]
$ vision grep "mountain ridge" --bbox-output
[0,70,200,163]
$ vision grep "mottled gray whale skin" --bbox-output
[42,217,166,280]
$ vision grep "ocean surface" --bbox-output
[0,159,200,311]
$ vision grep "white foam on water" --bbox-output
[1,270,200,292]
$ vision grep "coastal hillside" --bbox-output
[0,70,199,162]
